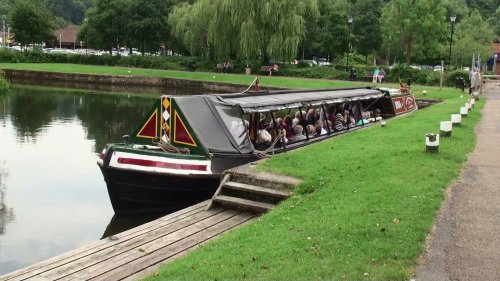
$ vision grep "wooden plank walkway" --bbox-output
[0,201,255,281]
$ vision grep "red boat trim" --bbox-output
[117,157,208,171]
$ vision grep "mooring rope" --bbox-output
[154,120,190,154]
[240,76,259,94]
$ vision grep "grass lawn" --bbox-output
[0,63,361,89]
[2,63,477,280]
[142,88,480,281]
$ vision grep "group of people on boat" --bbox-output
[253,102,382,149]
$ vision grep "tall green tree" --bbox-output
[381,0,447,64]
[452,10,494,67]
[352,0,383,64]
[308,0,348,62]
[125,0,177,55]
[11,0,55,47]
[51,0,86,24]
[169,0,318,62]
[465,0,498,19]
[491,6,500,39]
[84,0,129,53]
[442,0,469,20]
[168,2,213,57]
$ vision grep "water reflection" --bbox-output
[0,85,168,275]
[0,162,15,237]
[4,86,155,151]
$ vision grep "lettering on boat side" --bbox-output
[117,157,208,171]
[405,96,415,110]
[392,96,415,115]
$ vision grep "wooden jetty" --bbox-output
[0,201,255,281]
[0,165,299,281]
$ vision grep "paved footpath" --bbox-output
[416,84,500,281]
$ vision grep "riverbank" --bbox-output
[142,88,481,280]
[0,64,478,280]
[0,63,363,93]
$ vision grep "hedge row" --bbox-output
[0,49,470,87]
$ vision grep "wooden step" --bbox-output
[213,195,275,213]
[223,181,291,199]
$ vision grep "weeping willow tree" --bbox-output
[169,0,318,61]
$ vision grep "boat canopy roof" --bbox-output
[215,87,384,113]
[167,87,385,155]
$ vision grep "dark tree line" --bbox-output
[3,0,500,66]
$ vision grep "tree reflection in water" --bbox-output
[7,86,154,152]
[0,162,15,237]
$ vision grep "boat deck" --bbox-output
[0,201,255,281]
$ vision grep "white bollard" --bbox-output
[440,121,452,137]
[451,114,462,126]
[460,107,468,117]
[426,133,439,153]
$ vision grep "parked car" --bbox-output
[420,65,434,71]
[300,60,318,67]
[433,65,442,72]
[410,64,421,70]
[318,58,331,66]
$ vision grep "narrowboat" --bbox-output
[98,86,416,215]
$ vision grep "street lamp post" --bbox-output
[2,15,5,47]
[347,16,353,72]
[73,26,76,50]
[448,15,456,67]
[59,31,62,49]
[6,24,9,46]
[84,18,88,55]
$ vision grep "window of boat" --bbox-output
[214,105,249,146]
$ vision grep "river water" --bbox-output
[0,85,178,274]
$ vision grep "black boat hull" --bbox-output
[100,166,220,215]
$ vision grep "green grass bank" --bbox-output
[0,63,362,90]
[1,63,479,280]
[141,89,480,280]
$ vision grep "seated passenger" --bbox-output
[361,110,373,120]
[326,120,333,131]
[315,120,327,135]
[282,115,294,139]
[305,109,316,125]
[314,108,322,122]
[291,125,306,142]
[328,106,336,126]
[356,118,370,126]
[334,104,348,131]
[292,110,306,127]
[374,109,382,121]
[349,116,356,126]
[255,129,272,150]
[305,124,315,137]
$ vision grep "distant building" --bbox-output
[49,25,82,49]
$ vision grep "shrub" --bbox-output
[445,70,469,87]
[0,73,10,94]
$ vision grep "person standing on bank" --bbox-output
[469,67,480,95]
